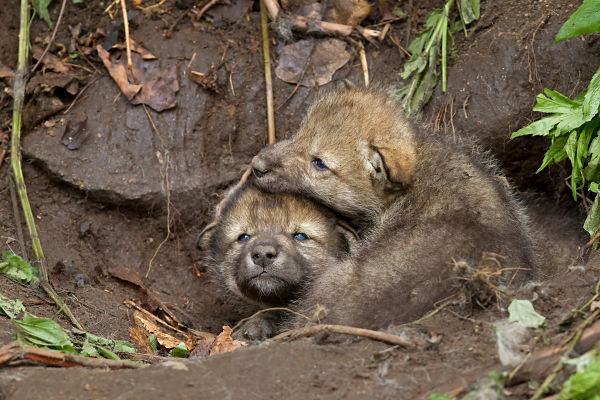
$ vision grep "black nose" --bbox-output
[251,155,270,178]
[251,244,278,267]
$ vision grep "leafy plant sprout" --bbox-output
[397,0,480,115]
[511,0,600,240]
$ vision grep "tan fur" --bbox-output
[251,87,538,328]
[199,183,356,309]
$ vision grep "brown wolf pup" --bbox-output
[198,183,357,339]
[250,86,538,328]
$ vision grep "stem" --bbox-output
[260,0,276,145]
[441,1,450,92]
[11,0,83,330]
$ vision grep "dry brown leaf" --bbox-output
[129,325,152,354]
[208,326,247,356]
[113,39,157,60]
[96,43,178,112]
[0,66,14,79]
[97,45,142,100]
[326,0,372,26]
[132,310,186,350]
[32,46,70,74]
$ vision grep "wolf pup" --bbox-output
[251,86,538,328]
[198,183,357,340]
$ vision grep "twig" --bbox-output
[272,324,417,347]
[290,15,380,39]
[260,0,276,145]
[232,307,311,332]
[30,0,67,75]
[531,289,600,400]
[196,0,221,19]
[0,341,142,369]
[0,148,5,170]
[357,41,369,87]
[8,175,28,259]
[12,0,82,330]
[119,0,134,79]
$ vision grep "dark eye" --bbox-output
[312,158,328,171]
[293,233,309,241]
[237,234,251,242]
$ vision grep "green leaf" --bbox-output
[96,346,120,360]
[149,335,158,353]
[113,340,136,354]
[428,394,453,400]
[534,89,581,114]
[400,55,427,79]
[584,194,600,236]
[71,0,84,4]
[508,300,546,328]
[583,67,600,121]
[559,355,600,400]
[457,0,480,25]
[31,0,55,28]
[169,342,190,358]
[14,313,76,353]
[0,292,25,319]
[0,252,39,285]
[565,130,581,199]
[537,135,569,172]
[511,114,566,138]
[80,340,100,357]
[556,110,587,134]
[590,182,600,193]
[584,129,600,181]
[555,0,600,42]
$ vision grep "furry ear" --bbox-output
[335,220,359,256]
[196,221,217,250]
[372,145,415,187]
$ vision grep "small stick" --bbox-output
[119,0,135,79]
[12,0,83,330]
[232,307,310,332]
[0,149,5,172]
[357,41,369,87]
[0,341,142,369]
[30,0,67,75]
[260,0,276,145]
[273,324,417,347]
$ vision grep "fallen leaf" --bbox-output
[132,310,187,350]
[113,39,157,60]
[508,300,546,329]
[169,342,190,358]
[326,0,372,26]
[61,117,88,151]
[14,313,76,353]
[189,337,215,359]
[97,41,179,112]
[275,38,351,87]
[96,44,142,100]
[129,325,152,353]
[0,65,14,79]
[591,300,600,311]
[32,46,70,74]
[208,326,247,356]
[0,252,39,285]
[0,292,25,319]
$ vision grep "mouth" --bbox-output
[238,272,297,306]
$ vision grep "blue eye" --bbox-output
[312,158,328,171]
[238,234,251,242]
[293,233,309,241]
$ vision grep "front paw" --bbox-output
[233,315,277,342]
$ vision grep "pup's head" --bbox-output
[250,87,417,222]
[198,184,357,307]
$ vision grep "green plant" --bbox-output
[510,0,600,239]
[397,0,480,115]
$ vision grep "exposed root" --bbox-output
[273,324,418,348]
[452,252,528,309]
[0,341,142,369]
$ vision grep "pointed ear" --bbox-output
[196,221,217,251]
[335,220,359,256]
[372,145,415,187]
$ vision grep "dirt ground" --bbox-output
[0,0,599,399]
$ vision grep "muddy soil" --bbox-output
[0,0,599,399]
